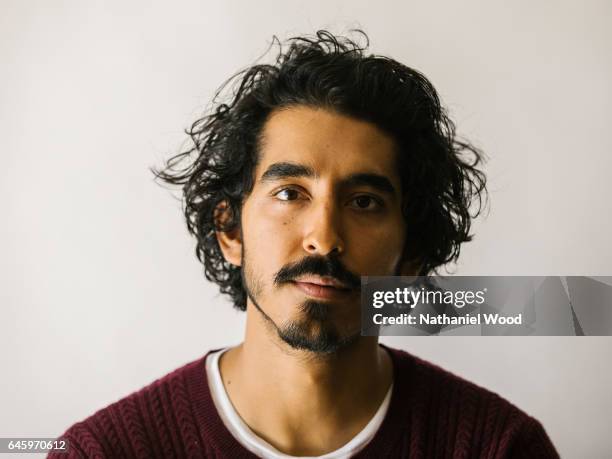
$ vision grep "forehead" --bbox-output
[257,105,399,180]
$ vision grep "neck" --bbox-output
[218,302,393,456]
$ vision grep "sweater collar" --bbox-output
[184,344,413,458]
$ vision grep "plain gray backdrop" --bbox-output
[2,1,611,457]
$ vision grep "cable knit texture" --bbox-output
[49,346,559,458]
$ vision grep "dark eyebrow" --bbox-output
[344,173,397,197]
[260,162,397,198]
[260,162,316,182]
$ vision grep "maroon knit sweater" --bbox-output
[49,346,559,458]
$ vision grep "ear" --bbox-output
[214,201,242,267]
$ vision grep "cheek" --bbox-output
[242,200,299,268]
[258,196,306,235]
[346,217,405,274]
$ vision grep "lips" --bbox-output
[293,275,351,289]
[291,278,355,300]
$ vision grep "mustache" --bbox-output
[274,255,362,290]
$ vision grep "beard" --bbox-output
[240,247,362,355]
[273,299,360,354]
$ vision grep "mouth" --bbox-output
[290,278,356,300]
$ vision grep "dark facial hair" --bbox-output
[242,252,362,354]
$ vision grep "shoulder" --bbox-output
[384,346,559,457]
[387,344,528,415]
[49,353,212,459]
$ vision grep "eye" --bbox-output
[349,195,383,211]
[273,188,302,201]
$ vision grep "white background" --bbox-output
[2,1,611,457]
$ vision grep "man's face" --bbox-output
[237,105,407,353]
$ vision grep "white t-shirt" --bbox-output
[205,348,393,459]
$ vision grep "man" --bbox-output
[51,31,558,458]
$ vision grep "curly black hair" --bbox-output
[152,30,488,311]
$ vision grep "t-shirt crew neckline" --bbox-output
[182,344,411,459]
[205,348,393,458]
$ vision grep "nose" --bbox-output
[302,200,345,256]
